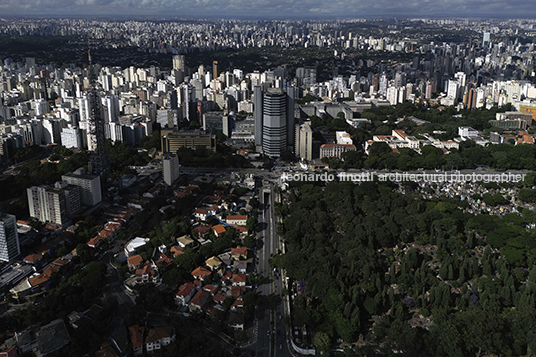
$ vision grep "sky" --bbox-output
[0,0,535,19]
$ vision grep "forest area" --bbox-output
[273,180,536,356]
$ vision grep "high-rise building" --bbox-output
[78,96,91,122]
[104,95,120,123]
[61,168,102,207]
[60,126,82,149]
[295,122,313,161]
[173,55,185,71]
[254,86,296,157]
[162,154,179,186]
[212,61,218,81]
[0,212,20,262]
[27,182,80,226]
[262,88,287,157]
[483,32,491,48]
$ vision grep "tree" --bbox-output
[519,189,536,203]
[246,216,258,233]
[313,331,331,354]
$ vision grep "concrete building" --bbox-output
[27,181,80,226]
[0,212,20,262]
[60,126,82,149]
[202,111,231,137]
[162,154,179,186]
[161,129,216,153]
[295,122,313,161]
[61,167,102,207]
[320,143,356,159]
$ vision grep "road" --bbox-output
[254,182,291,357]
[100,251,135,308]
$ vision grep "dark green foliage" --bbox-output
[280,181,536,355]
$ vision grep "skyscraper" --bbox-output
[0,212,20,262]
[482,32,491,48]
[213,61,218,80]
[173,55,185,71]
[254,86,296,156]
[262,88,287,157]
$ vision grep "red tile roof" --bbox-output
[128,324,145,349]
[192,266,211,280]
[176,282,196,298]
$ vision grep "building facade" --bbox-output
[0,212,20,262]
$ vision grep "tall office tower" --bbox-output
[162,154,179,186]
[0,212,20,262]
[27,182,80,226]
[173,55,185,71]
[254,86,296,155]
[253,86,264,151]
[295,122,313,161]
[482,32,491,48]
[198,65,205,78]
[213,61,218,80]
[61,167,102,207]
[262,88,287,157]
[104,95,120,123]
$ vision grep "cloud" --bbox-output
[0,0,534,17]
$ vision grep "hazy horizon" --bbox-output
[0,0,535,20]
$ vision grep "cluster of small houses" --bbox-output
[2,177,256,355]
[175,245,251,331]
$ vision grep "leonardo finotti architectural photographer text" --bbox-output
[281,171,526,184]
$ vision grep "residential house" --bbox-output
[233,260,248,274]
[36,319,71,356]
[176,235,195,249]
[231,246,248,260]
[212,224,226,238]
[194,208,213,221]
[205,256,223,272]
[193,225,211,239]
[202,284,219,296]
[169,246,184,258]
[128,324,145,356]
[228,311,245,330]
[189,290,210,312]
[232,225,248,238]
[226,215,247,226]
[127,255,144,271]
[191,266,211,281]
[232,274,246,287]
[135,262,160,284]
[145,327,176,353]
[175,282,197,306]
[230,286,245,299]
[23,253,43,265]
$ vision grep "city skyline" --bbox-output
[0,0,535,19]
